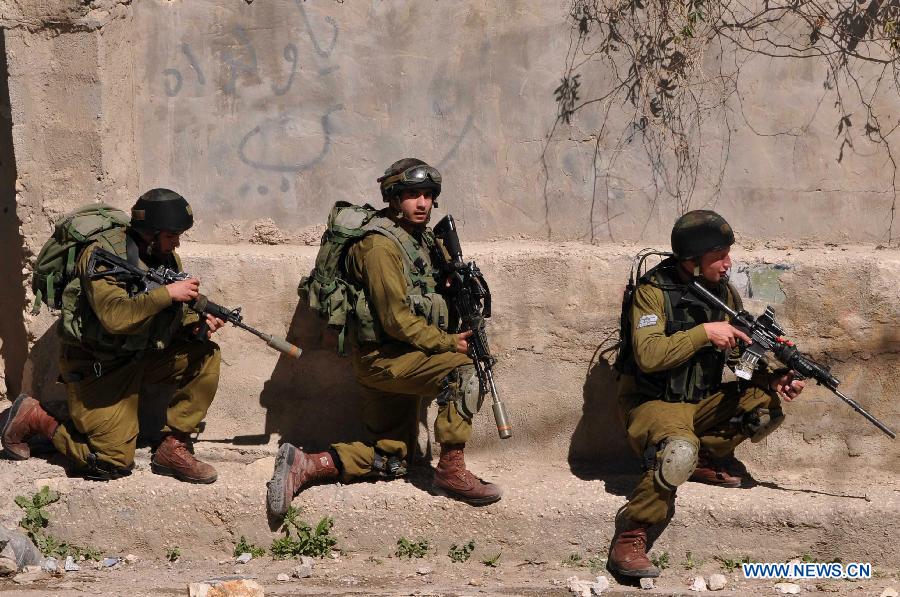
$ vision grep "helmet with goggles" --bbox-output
[377,158,442,205]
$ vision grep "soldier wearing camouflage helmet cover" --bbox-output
[2,189,226,483]
[606,210,805,579]
[267,158,502,518]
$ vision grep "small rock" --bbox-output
[64,555,80,572]
[276,572,290,581]
[469,579,482,586]
[774,582,801,594]
[299,555,315,568]
[0,557,16,576]
[689,576,707,592]
[292,564,312,578]
[12,566,45,584]
[235,553,252,564]
[640,577,655,589]
[881,588,899,597]
[593,575,610,594]
[102,556,120,568]
[329,551,340,560]
[708,573,727,591]
[188,578,264,597]
[416,566,433,575]
[42,557,58,573]
[125,554,138,563]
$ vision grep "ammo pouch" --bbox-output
[406,292,449,331]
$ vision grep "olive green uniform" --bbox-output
[618,269,780,526]
[51,238,220,472]
[330,231,471,481]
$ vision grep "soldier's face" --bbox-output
[697,247,732,283]
[394,189,434,225]
[155,231,182,255]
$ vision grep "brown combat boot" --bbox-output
[266,443,339,518]
[689,449,742,488]
[607,524,661,578]
[150,432,217,484]
[1,394,59,460]
[432,444,502,506]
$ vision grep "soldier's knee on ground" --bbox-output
[646,436,698,491]
[436,364,482,421]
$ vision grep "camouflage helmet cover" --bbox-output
[670,209,734,260]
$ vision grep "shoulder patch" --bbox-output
[637,314,659,328]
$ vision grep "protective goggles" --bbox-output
[378,164,442,187]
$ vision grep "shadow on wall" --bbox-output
[0,29,29,400]
[568,344,641,493]
[259,301,367,449]
[24,326,68,419]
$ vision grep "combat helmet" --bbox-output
[671,210,734,261]
[377,158,442,206]
[130,188,194,233]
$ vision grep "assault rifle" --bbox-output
[433,215,512,439]
[87,248,302,359]
[689,280,895,439]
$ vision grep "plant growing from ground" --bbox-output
[562,552,583,567]
[233,535,266,558]
[650,550,670,570]
[166,546,181,562]
[715,554,753,573]
[683,550,702,570]
[270,507,337,559]
[448,540,475,563]
[482,551,502,567]
[395,537,429,559]
[15,486,101,561]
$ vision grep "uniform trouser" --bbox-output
[619,382,780,526]
[51,338,221,471]
[332,347,473,482]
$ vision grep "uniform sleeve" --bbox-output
[347,235,457,353]
[631,283,710,373]
[78,244,174,335]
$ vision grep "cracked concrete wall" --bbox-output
[0,2,898,470]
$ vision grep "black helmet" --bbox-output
[377,158,442,205]
[130,188,193,233]
[671,210,734,260]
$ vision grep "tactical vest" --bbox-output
[58,227,186,360]
[348,215,450,345]
[623,260,736,403]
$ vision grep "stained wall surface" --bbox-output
[0,1,898,469]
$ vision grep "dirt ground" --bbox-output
[0,438,897,597]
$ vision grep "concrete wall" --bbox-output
[1,2,898,470]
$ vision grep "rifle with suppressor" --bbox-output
[86,248,302,359]
[689,279,895,439]
[433,215,512,439]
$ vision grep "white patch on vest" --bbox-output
[637,314,659,328]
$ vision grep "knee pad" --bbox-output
[737,407,785,443]
[436,364,483,421]
[652,437,698,491]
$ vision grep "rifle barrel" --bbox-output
[833,388,896,439]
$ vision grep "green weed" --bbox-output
[482,551,502,567]
[448,540,475,563]
[395,537,429,559]
[233,535,266,558]
[650,550,670,570]
[15,486,101,561]
[270,507,337,559]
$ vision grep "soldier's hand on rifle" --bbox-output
[204,314,226,337]
[771,372,805,402]
[702,321,751,350]
[166,278,200,302]
[455,330,473,354]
